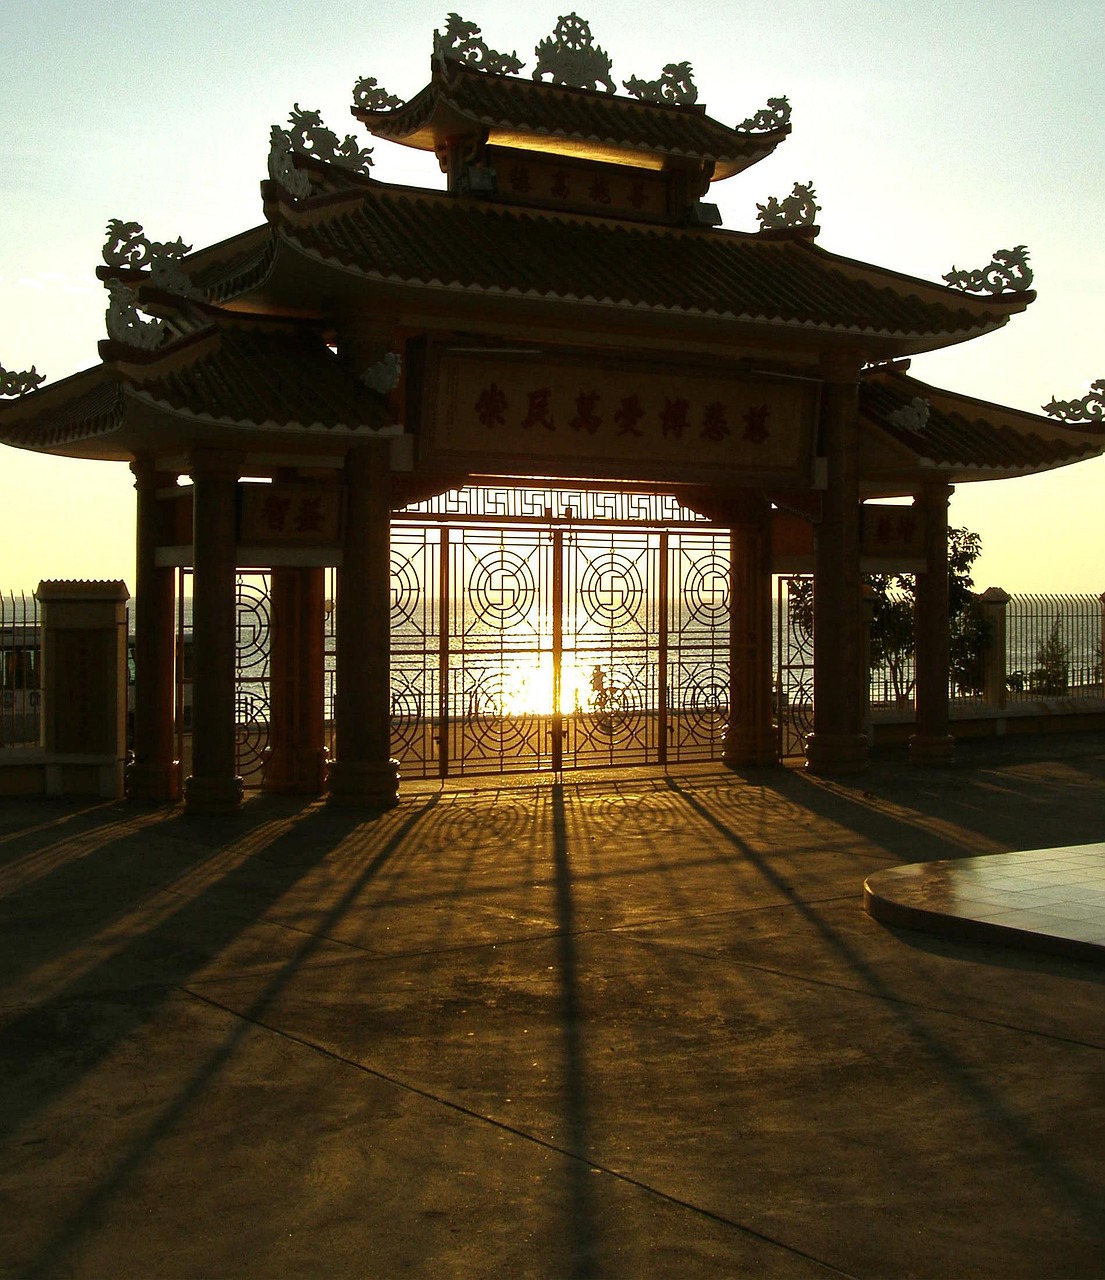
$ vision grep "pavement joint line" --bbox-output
[178,983,859,1279]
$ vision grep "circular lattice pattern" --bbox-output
[459,668,536,756]
[390,549,422,626]
[235,581,270,675]
[678,671,729,739]
[682,555,730,628]
[468,549,537,630]
[578,551,644,631]
[390,672,426,754]
[234,687,269,774]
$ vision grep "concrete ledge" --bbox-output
[0,749,126,799]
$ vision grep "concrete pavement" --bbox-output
[2,733,1104,1278]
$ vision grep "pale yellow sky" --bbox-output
[2,1,1102,594]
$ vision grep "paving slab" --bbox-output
[1,733,1104,1278]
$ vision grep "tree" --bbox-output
[1029,617,1071,695]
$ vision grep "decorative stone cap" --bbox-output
[36,580,131,602]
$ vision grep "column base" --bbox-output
[184,773,245,814]
[126,759,182,804]
[908,733,956,766]
[326,758,400,810]
[804,732,869,775]
[722,729,777,768]
[262,746,329,796]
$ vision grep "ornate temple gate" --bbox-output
[775,575,814,759]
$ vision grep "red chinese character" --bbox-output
[700,401,730,441]
[742,404,770,443]
[475,383,508,428]
[295,496,325,533]
[628,180,647,209]
[551,171,570,199]
[522,387,555,431]
[509,164,530,193]
[660,397,690,439]
[875,513,895,545]
[569,391,602,435]
[899,516,917,545]
[261,493,291,532]
[589,176,611,205]
[614,394,645,437]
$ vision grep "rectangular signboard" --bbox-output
[419,348,819,487]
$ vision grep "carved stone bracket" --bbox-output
[740,96,791,131]
[756,181,819,230]
[888,397,930,433]
[1043,379,1105,424]
[623,62,697,105]
[352,76,404,111]
[102,220,200,298]
[284,104,374,174]
[361,352,403,394]
[105,281,167,351]
[943,245,1033,294]
[434,14,524,74]
[0,363,46,397]
[533,14,615,93]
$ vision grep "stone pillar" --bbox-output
[910,482,955,765]
[805,358,868,773]
[37,579,130,798]
[721,491,775,767]
[184,450,243,814]
[980,587,1011,710]
[126,459,180,802]
[263,566,328,794]
[327,441,399,808]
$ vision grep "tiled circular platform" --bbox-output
[864,843,1105,963]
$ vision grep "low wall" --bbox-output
[0,749,126,799]
[869,696,1105,748]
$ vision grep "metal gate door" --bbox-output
[775,574,814,758]
[388,518,732,778]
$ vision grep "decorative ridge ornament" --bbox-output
[740,96,791,131]
[352,76,404,111]
[0,363,46,397]
[361,352,403,394]
[623,62,698,106]
[943,245,1033,295]
[268,125,313,198]
[533,14,615,94]
[102,220,200,298]
[888,397,931,433]
[756,181,819,230]
[284,104,374,173]
[434,13,524,75]
[1043,379,1105,424]
[105,281,167,351]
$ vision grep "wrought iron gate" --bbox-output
[384,520,732,778]
[775,574,814,758]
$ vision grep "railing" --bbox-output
[1,589,42,748]
[1005,593,1103,702]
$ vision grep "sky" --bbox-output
[1,0,1102,594]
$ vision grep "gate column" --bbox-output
[184,449,244,813]
[805,356,868,774]
[263,566,328,794]
[721,491,775,767]
[910,482,955,764]
[126,458,180,802]
[327,441,399,809]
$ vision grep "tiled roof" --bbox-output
[134,324,390,431]
[356,63,781,174]
[277,185,1017,341]
[0,374,124,451]
[860,367,1105,476]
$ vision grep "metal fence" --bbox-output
[1006,593,1103,701]
[0,589,42,748]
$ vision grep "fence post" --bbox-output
[980,587,1010,710]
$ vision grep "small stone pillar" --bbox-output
[37,579,130,798]
[980,587,1010,711]
[910,483,955,766]
[806,358,868,773]
[327,441,399,809]
[263,567,328,794]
